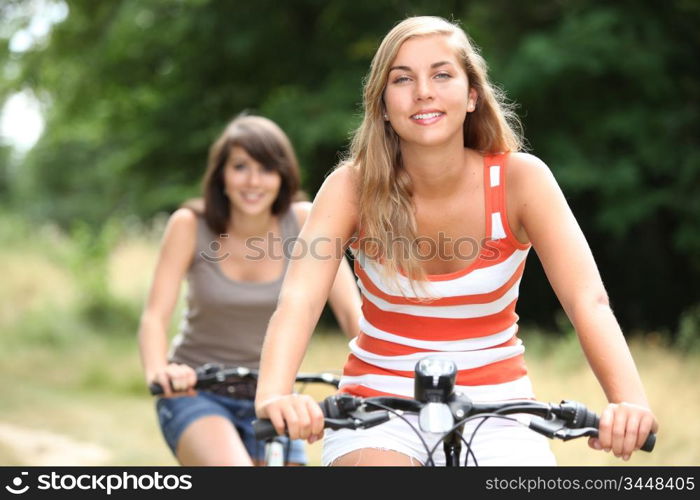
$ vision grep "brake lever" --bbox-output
[324,418,361,430]
[526,415,569,438]
[324,411,394,431]
[553,427,598,441]
[527,416,598,441]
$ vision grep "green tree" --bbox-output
[472,0,700,330]
[2,0,698,332]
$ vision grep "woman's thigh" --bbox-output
[331,448,421,466]
[156,394,251,465]
[222,396,307,465]
[176,414,253,466]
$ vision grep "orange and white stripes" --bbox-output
[339,153,535,402]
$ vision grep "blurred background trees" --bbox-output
[1,0,698,335]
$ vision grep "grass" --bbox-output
[0,211,698,466]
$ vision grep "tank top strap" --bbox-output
[193,214,220,263]
[483,152,509,241]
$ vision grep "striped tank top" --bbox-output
[340,153,534,402]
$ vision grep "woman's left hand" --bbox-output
[588,402,658,460]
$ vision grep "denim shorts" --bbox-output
[156,392,307,464]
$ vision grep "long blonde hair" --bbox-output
[344,16,523,293]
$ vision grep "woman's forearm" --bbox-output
[570,299,650,407]
[138,314,170,382]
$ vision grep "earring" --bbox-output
[383,112,389,121]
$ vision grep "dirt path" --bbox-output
[0,422,112,465]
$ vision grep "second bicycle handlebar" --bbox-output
[148,363,340,395]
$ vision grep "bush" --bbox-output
[676,305,700,354]
[67,218,141,335]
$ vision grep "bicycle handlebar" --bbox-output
[148,363,340,395]
[253,394,656,453]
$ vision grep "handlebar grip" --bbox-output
[149,383,164,395]
[253,395,359,440]
[589,413,656,452]
[148,381,198,396]
[640,433,656,452]
[254,419,280,441]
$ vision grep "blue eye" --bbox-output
[435,72,451,80]
[233,163,247,171]
[393,75,410,84]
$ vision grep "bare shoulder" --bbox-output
[302,163,359,237]
[507,152,561,200]
[505,153,563,237]
[326,162,360,191]
[316,163,360,208]
[166,207,198,236]
[161,207,198,260]
[508,152,554,181]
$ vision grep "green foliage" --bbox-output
[0,144,11,199]
[66,219,140,333]
[79,361,146,396]
[676,305,700,354]
[0,213,141,351]
[470,0,700,332]
[2,0,699,332]
[5,305,88,350]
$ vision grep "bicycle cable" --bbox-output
[464,405,551,466]
[424,413,519,467]
[363,400,436,467]
[462,413,519,467]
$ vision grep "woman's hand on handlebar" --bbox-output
[150,363,197,398]
[589,402,658,461]
[256,394,325,443]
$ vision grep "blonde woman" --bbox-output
[255,17,657,466]
[138,114,361,466]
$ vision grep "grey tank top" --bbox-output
[169,209,300,370]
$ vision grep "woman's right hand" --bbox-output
[149,363,198,398]
[255,394,325,443]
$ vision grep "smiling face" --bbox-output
[223,145,281,217]
[383,34,477,150]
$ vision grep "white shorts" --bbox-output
[322,412,557,466]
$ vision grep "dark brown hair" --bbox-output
[183,114,305,234]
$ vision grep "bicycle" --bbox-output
[253,357,656,466]
[149,363,340,466]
